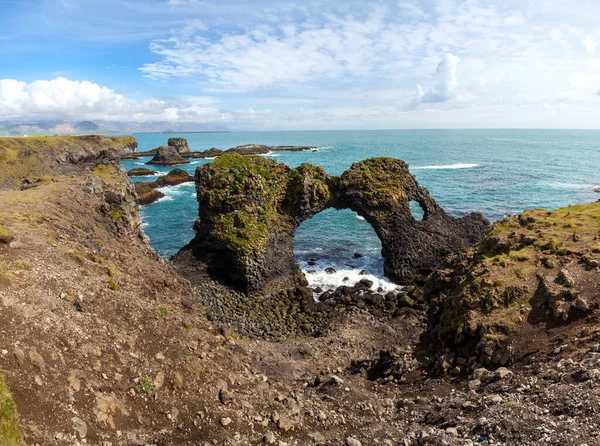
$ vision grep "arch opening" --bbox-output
[409,200,425,221]
[294,208,402,296]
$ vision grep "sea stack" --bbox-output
[146,145,190,166]
[168,137,191,155]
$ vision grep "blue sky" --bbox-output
[2,0,600,130]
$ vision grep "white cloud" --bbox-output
[583,38,598,54]
[0,77,229,123]
[421,53,461,103]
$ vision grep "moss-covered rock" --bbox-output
[0,374,24,446]
[189,155,488,292]
[0,135,135,189]
[127,168,157,177]
[422,201,600,370]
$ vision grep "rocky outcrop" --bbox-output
[422,202,600,373]
[186,154,488,292]
[134,169,193,205]
[146,146,190,166]
[0,135,135,189]
[168,137,191,155]
[190,147,224,159]
[226,144,316,155]
[127,168,157,177]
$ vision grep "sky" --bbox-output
[2,0,600,130]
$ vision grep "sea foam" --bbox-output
[415,163,479,170]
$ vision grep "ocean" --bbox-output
[117,130,600,292]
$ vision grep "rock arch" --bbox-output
[187,154,488,292]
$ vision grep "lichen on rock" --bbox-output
[188,154,488,292]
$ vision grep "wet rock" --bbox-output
[325,267,337,274]
[353,252,363,258]
[318,292,331,302]
[358,278,373,289]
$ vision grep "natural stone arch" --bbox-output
[187,154,488,292]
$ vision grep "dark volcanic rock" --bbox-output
[127,168,157,177]
[226,144,316,155]
[152,168,193,188]
[146,146,190,166]
[186,154,488,292]
[168,137,191,155]
[133,169,193,205]
[226,144,271,155]
[191,147,224,159]
[134,182,165,205]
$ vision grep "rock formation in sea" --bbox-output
[190,147,224,159]
[226,144,316,155]
[187,154,488,292]
[146,145,190,166]
[127,168,157,177]
[168,137,191,155]
[134,168,193,205]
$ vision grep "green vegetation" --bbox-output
[338,158,412,207]
[159,306,169,317]
[0,374,24,446]
[138,378,153,394]
[427,201,600,352]
[108,279,118,292]
[200,154,292,255]
[0,226,13,245]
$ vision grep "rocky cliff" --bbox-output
[187,154,488,292]
[3,136,600,445]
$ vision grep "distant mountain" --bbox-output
[0,120,230,136]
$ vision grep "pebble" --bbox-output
[264,431,276,444]
[220,417,232,426]
[346,437,362,446]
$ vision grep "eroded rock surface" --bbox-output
[168,137,191,155]
[146,146,190,166]
[186,154,488,292]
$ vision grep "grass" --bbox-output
[428,201,600,350]
[0,226,13,245]
[159,306,169,317]
[108,279,118,292]
[0,374,24,446]
[138,378,153,394]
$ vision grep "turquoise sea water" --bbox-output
[118,130,600,291]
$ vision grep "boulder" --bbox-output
[146,146,190,166]
[168,137,191,155]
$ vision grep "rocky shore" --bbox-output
[134,168,193,205]
[2,135,600,445]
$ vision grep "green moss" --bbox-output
[109,209,122,221]
[159,306,169,317]
[338,158,411,207]
[0,374,24,446]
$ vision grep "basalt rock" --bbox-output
[226,144,316,155]
[168,137,191,155]
[186,154,488,292]
[146,146,190,166]
[191,147,224,159]
[127,168,157,177]
[133,169,193,205]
